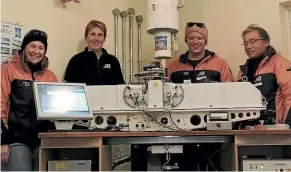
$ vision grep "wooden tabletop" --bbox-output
[39,130,291,138]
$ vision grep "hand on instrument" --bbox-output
[1,145,9,164]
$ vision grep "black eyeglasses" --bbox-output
[186,22,205,28]
[26,29,48,39]
[241,39,262,46]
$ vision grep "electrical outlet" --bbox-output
[173,43,179,51]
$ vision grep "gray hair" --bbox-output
[242,24,270,43]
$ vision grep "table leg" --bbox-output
[99,145,112,171]
[39,148,53,171]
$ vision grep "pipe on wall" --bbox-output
[127,8,135,84]
[120,10,128,82]
[112,8,120,58]
[177,0,185,8]
[135,15,143,73]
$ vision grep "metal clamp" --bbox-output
[241,76,248,82]
[262,96,268,106]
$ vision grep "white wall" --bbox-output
[289,8,291,53]
[1,0,291,171]
[279,0,291,62]
[2,0,291,80]
[174,0,291,77]
[1,0,150,81]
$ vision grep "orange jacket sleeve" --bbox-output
[50,71,59,82]
[43,68,59,82]
[220,60,235,82]
[274,57,291,123]
[1,66,11,128]
[167,60,176,80]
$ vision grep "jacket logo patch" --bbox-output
[253,76,262,87]
[197,76,207,80]
[103,64,111,69]
[254,76,261,82]
[253,82,262,87]
[183,72,189,76]
[196,71,206,80]
[197,71,205,77]
[23,81,30,87]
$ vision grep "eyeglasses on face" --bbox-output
[241,39,262,46]
[186,22,205,28]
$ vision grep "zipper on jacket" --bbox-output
[96,59,102,84]
[192,67,195,82]
[31,72,35,81]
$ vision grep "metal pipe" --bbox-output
[120,10,128,82]
[177,0,184,8]
[127,8,135,84]
[136,15,143,73]
[112,8,120,57]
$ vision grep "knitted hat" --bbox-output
[19,29,48,54]
[185,23,208,44]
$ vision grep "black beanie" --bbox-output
[19,29,48,54]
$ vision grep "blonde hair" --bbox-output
[84,20,107,38]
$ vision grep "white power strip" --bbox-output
[242,159,291,171]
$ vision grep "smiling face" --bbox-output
[243,30,269,58]
[25,41,45,64]
[186,31,206,54]
[86,27,105,51]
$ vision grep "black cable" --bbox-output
[140,108,179,131]
[142,82,148,94]
[113,155,130,163]
[74,122,122,131]
[74,122,95,129]
[122,85,180,131]
[205,147,228,171]
[112,156,133,169]
[168,110,183,131]
[135,98,179,131]
[113,145,124,162]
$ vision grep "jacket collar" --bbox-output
[239,46,277,75]
[84,47,108,54]
[179,49,215,64]
[240,46,277,69]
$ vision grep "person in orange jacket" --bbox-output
[237,24,291,127]
[166,22,234,171]
[1,29,58,171]
[167,22,234,83]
